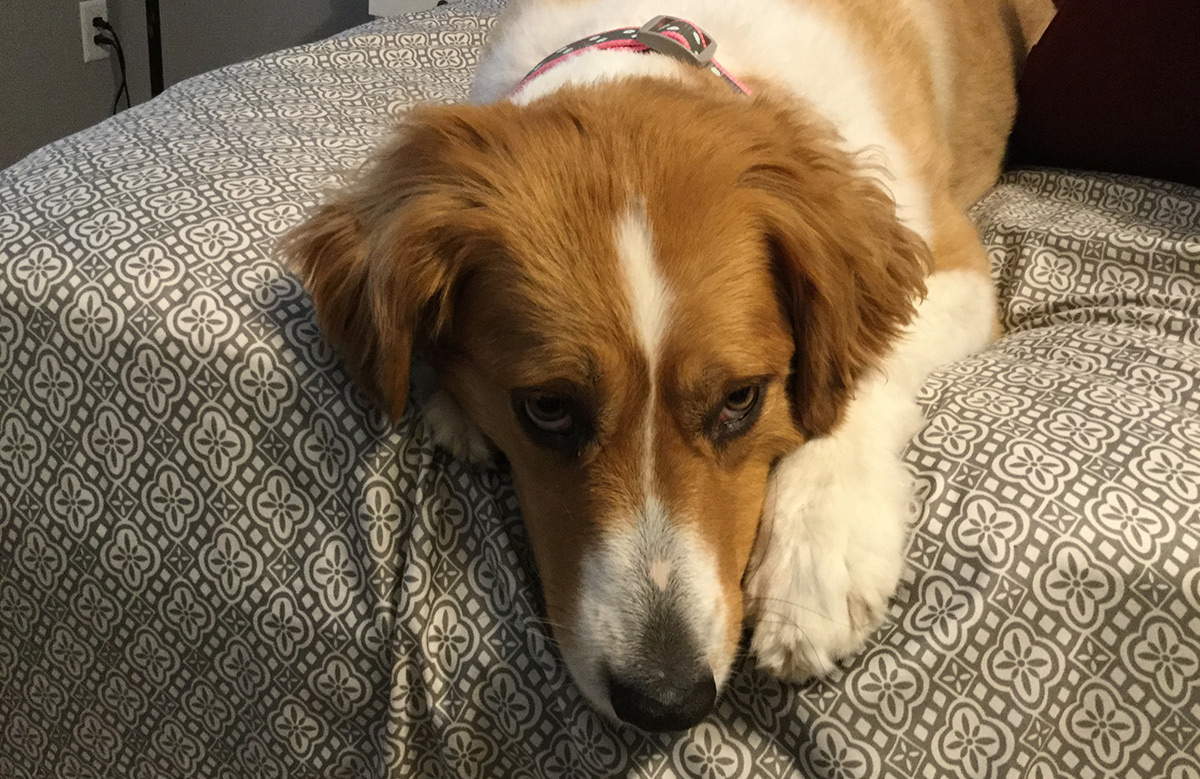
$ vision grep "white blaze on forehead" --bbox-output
[615,204,671,386]
[615,203,672,492]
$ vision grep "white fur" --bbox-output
[407,358,493,463]
[615,205,672,400]
[420,390,492,464]
[648,558,671,590]
[688,529,734,689]
[471,0,946,241]
[745,270,995,678]
[616,204,671,497]
[510,49,688,106]
[565,496,677,720]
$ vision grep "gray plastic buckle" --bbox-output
[633,15,716,67]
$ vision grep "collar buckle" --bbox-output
[633,15,716,67]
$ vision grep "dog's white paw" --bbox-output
[745,273,993,680]
[745,405,915,681]
[420,390,492,464]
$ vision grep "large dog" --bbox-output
[285,0,1054,732]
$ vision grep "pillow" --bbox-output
[1008,0,1200,188]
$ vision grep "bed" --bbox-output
[2,1,1197,776]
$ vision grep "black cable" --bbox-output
[145,0,163,96]
[93,21,129,114]
[93,18,130,115]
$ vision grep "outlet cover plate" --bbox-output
[80,0,109,63]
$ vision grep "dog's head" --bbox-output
[284,80,926,731]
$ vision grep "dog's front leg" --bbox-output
[745,367,923,679]
[745,269,996,680]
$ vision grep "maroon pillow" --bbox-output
[1008,0,1200,188]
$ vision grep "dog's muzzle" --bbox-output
[575,504,726,731]
[604,584,717,731]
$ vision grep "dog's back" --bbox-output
[474,0,1054,207]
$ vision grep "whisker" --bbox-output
[744,594,849,623]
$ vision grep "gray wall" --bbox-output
[162,0,370,86]
[1,0,150,170]
[0,0,370,170]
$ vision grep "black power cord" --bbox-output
[92,17,130,115]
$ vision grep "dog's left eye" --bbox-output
[719,385,760,424]
[711,383,764,443]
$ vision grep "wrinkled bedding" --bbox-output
[1,1,1197,776]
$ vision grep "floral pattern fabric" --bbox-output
[1,1,1197,776]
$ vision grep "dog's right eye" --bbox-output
[513,387,593,456]
[523,395,573,433]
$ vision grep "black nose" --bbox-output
[608,670,716,732]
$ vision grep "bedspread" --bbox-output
[1,1,1197,776]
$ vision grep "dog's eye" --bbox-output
[523,394,574,433]
[718,385,760,425]
[513,388,592,456]
[709,383,765,445]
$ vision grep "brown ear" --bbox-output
[743,103,929,437]
[280,104,503,421]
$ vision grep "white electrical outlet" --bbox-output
[80,0,110,63]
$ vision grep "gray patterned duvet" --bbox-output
[1,1,1197,776]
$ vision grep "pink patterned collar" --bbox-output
[512,15,751,97]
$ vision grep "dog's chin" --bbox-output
[557,643,620,722]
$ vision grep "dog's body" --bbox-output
[286,0,1053,732]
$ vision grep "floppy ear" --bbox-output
[743,103,930,437]
[280,104,504,421]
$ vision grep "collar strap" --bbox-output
[512,15,751,96]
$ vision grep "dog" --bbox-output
[284,0,1054,732]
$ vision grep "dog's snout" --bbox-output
[608,666,716,732]
[568,511,733,728]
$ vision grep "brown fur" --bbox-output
[736,94,930,435]
[282,106,520,419]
